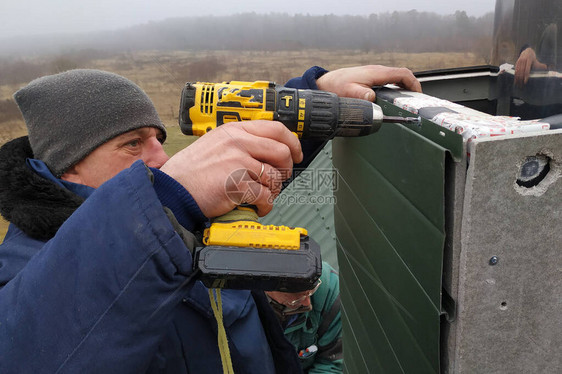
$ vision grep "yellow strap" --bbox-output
[209,288,235,374]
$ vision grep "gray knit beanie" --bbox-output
[14,69,167,177]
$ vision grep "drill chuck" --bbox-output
[333,97,383,137]
[268,87,383,139]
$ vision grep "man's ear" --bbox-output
[60,166,83,184]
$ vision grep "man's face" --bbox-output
[267,290,313,308]
[266,290,314,316]
[266,279,322,316]
[61,127,169,188]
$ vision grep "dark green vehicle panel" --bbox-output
[333,117,461,373]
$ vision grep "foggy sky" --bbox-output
[1,0,495,39]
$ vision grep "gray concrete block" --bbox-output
[451,130,562,373]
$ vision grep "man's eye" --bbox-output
[126,140,140,147]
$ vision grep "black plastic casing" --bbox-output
[195,235,322,292]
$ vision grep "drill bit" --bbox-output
[383,115,422,125]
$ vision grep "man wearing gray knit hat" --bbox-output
[14,69,167,177]
[0,66,421,373]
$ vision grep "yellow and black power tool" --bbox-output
[178,81,417,292]
[179,80,419,139]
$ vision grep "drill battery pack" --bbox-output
[194,235,322,292]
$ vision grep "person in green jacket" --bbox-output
[266,262,342,373]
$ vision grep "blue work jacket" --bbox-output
[0,66,327,373]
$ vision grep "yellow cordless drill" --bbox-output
[179,80,418,139]
[179,81,417,292]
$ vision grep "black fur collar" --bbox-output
[0,137,84,241]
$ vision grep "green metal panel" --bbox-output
[376,97,463,162]
[333,116,460,373]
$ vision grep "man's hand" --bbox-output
[160,121,303,218]
[316,65,422,102]
[515,47,548,87]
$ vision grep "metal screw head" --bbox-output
[489,256,499,266]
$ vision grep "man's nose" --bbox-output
[144,138,170,168]
[300,296,312,307]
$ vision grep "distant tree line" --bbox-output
[1,10,493,59]
[106,11,494,53]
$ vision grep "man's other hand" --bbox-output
[515,47,548,87]
[316,65,422,102]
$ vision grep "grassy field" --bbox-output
[0,49,486,241]
[0,49,484,142]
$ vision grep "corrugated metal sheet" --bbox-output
[260,142,338,270]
